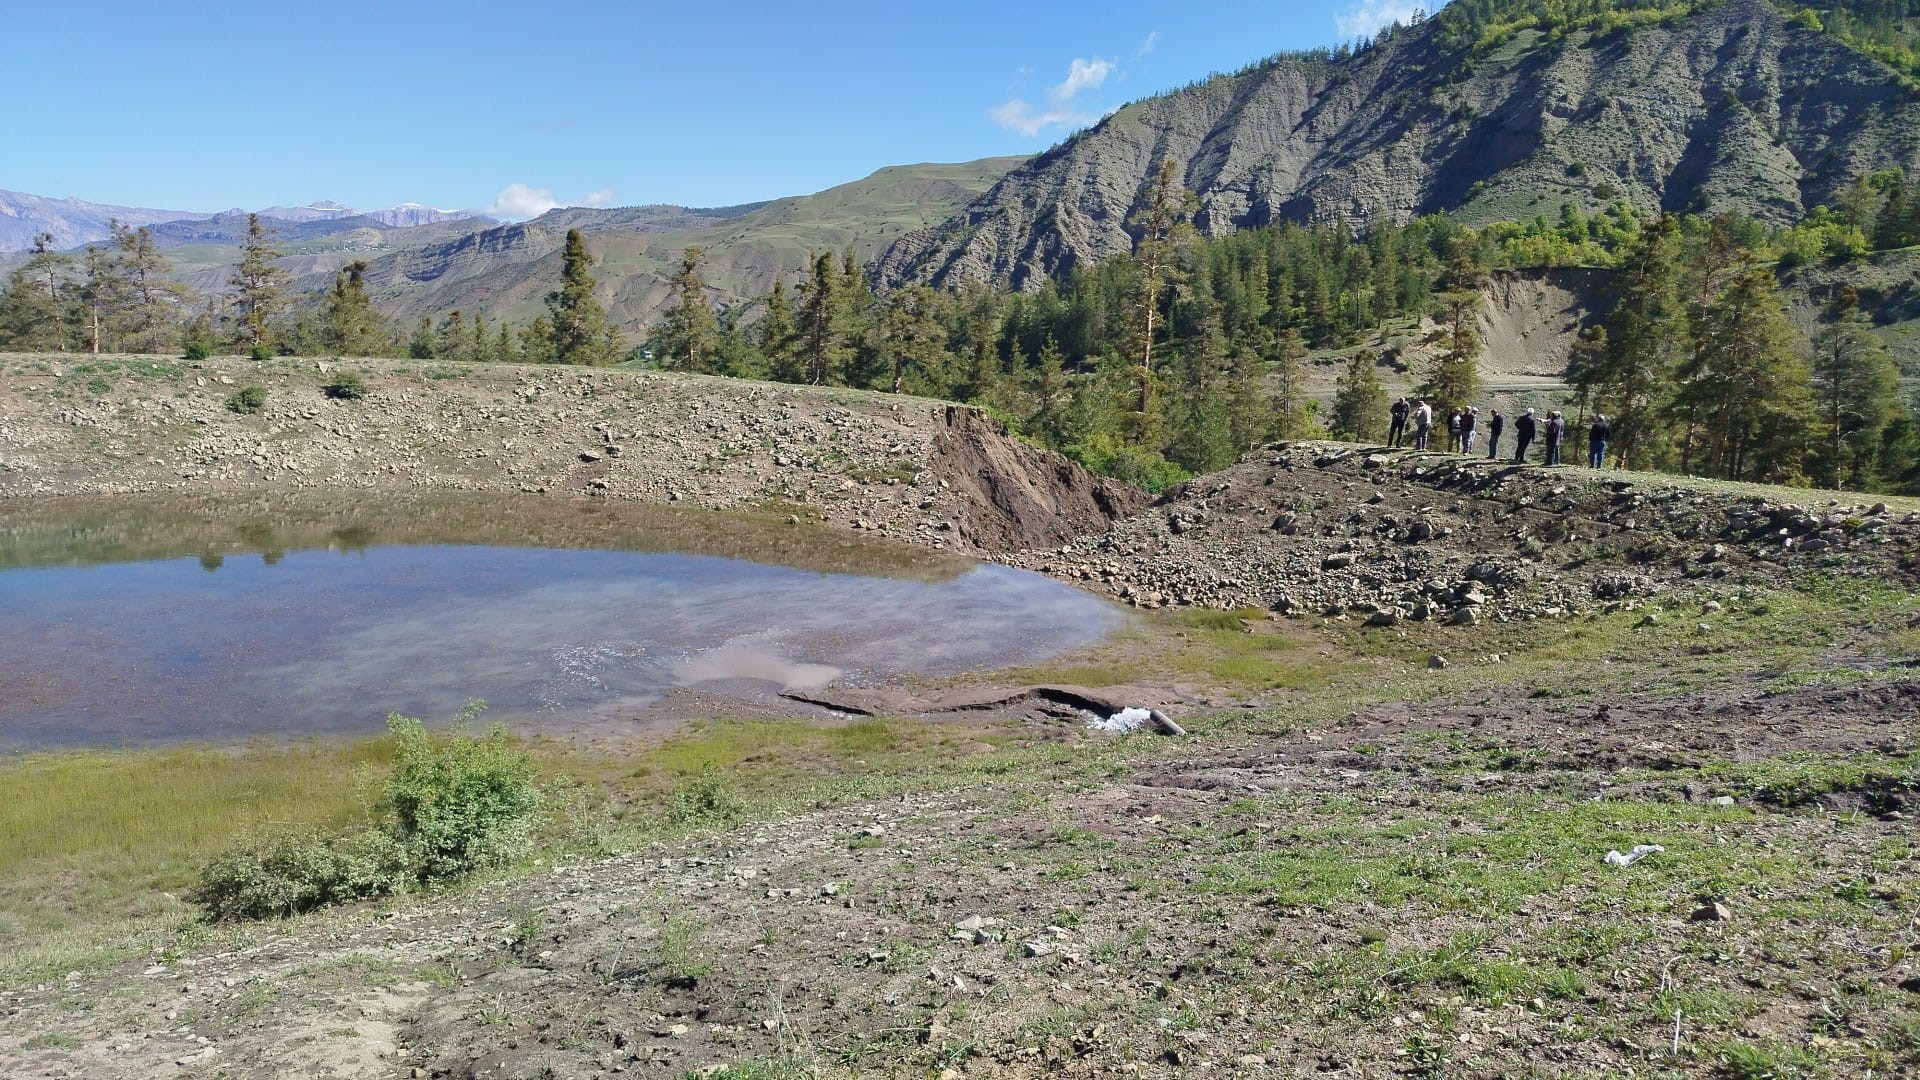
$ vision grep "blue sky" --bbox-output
[0,0,1428,217]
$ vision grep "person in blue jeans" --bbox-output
[1588,415,1611,469]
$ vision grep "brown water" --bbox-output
[0,493,1121,748]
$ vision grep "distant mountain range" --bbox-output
[0,190,486,253]
[315,158,1027,330]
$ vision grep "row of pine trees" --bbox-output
[0,217,622,367]
[3,168,1918,495]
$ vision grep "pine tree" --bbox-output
[110,221,187,353]
[1127,159,1196,422]
[545,229,617,365]
[1810,287,1904,489]
[1270,327,1311,437]
[657,246,720,371]
[1418,247,1483,415]
[322,260,389,356]
[837,247,885,389]
[1163,306,1236,472]
[878,285,948,394]
[798,251,849,385]
[0,234,75,350]
[521,315,557,364]
[496,321,517,365]
[1589,215,1685,469]
[438,310,470,362]
[408,315,437,359]
[79,244,128,354]
[760,279,801,383]
[229,213,289,351]
[1331,350,1391,442]
[1672,259,1816,482]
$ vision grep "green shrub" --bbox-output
[384,708,541,882]
[190,828,408,921]
[666,771,748,827]
[182,341,212,361]
[323,372,369,400]
[226,385,268,414]
[249,345,273,363]
[192,702,541,921]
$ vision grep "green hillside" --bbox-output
[336,157,1027,332]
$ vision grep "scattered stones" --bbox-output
[1427,655,1449,670]
[1690,902,1732,923]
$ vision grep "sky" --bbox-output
[0,0,1430,219]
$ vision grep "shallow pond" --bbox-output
[0,493,1121,748]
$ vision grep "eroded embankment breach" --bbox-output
[0,356,1137,558]
[1015,442,1920,621]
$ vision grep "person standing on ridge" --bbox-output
[1589,414,1611,469]
[1544,410,1565,466]
[1461,406,1478,455]
[1389,397,1409,447]
[1487,409,1504,460]
[1513,408,1536,463]
[1447,409,1462,453]
[1413,399,1433,450]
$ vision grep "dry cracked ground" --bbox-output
[1,353,1918,1078]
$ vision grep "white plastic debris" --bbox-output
[1604,844,1665,867]
[1088,707,1153,733]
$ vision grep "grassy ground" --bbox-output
[5,570,1912,989]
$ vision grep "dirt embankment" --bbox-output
[1015,442,1920,621]
[0,355,1137,559]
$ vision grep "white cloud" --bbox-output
[486,183,617,220]
[1336,0,1423,37]
[991,55,1117,137]
[1131,30,1159,61]
[1049,57,1114,101]
[989,99,1099,137]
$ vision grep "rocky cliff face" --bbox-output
[879,0,1920,290]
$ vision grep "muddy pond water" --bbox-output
[0,493,1121,749]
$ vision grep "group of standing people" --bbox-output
[1388,397,1610,468]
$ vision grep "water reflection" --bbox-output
[0,494,1120,749]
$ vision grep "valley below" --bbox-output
[1,354,1917,1078]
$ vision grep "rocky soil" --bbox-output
[1016,442,1920,624]
[3,678,1915,1079]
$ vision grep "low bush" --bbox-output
[191,703,543,921]
[182,341,212,361]
[225,385,268,414]
[666,771,748,827]
[192,828,408,921]
[323,372,368,400]
[386,709,542,881]
[248,345,273,362]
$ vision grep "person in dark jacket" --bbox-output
[1513,408,1536,463]
[1589,414,1611,468]
[1461,407,1478,454]
[1543,410,1565,465]
[1388,397,1409,447]
[1486,409,1504,459]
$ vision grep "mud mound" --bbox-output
[929,405,1144,553]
